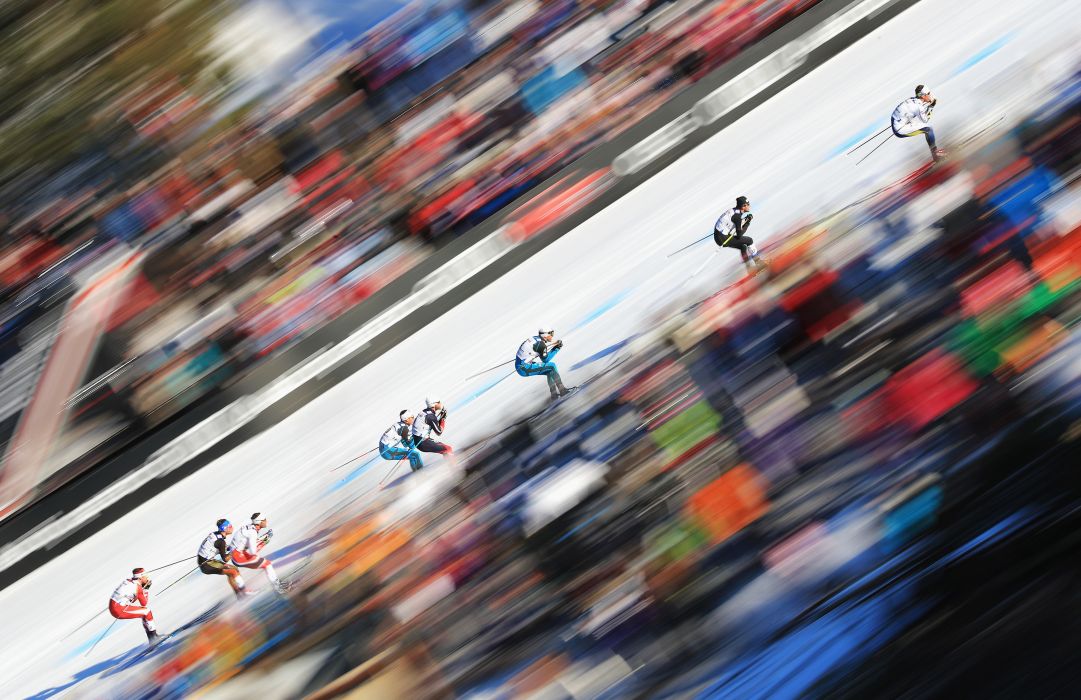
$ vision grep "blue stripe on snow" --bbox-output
[569,288,632,333]
[325,456,380,494]
[65,621,125,661]
[569,336,635,371]
[951,32,1015,77]
[831,123,886,159]
[455,371,515,411]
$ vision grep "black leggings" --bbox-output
[198,557,237,575]
[720,233,755,261]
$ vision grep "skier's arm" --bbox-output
[733,211,752,234]
[532,339,549,362]
[214,537,230,561]
[428,412,446,436]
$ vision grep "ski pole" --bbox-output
[379,453,409,487]
[667,232,714,258]
[331,447,378,471]
[856,132,893,165]
[70,609,108,636]
[465,359,514,380]
[676,249,719,294]
[157,565,200,596]
[846,125,891,155]
[85,619,118,657]
[146,556,195,574]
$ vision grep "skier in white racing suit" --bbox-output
[891,85,945,162]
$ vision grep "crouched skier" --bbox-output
[379,410,423,472]
[229,513,286,594]
[516,327,572,401]
[715,196,767,274]
[891,85,946,162]
[197,519,249,600]
[108,567,161,646]
[410,398,454,466]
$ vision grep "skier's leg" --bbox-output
[546,373,560,399]
[919,125,937,149]
[416,438,452,456]
[261,560,281,586]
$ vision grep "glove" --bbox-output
[259,528,274,544]
[142,580,152,590]
[438,408,447,422]
[552,339,563,350]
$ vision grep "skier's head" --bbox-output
[425,397,443,411]
[217,518,233,534]
[537,327,555,342]
[735,196,750,212]
[251,512,268,528]
[132,567,150,585]
[915,85,934,102]
[399,409,415,424]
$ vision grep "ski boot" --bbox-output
[235,586,257,601]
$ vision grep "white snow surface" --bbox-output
[1,0,1078,696]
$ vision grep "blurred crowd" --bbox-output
[0,0,825,513]
[97,69,1081,699]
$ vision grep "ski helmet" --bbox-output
[537,326,555,336]
[736,196,750,209]
[425,397,441,409]
[915,85,932,98]
[251,512,268,525]
[132,567,146,577]
[399,409,414,421]
[217,518,231,532]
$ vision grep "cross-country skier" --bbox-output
[410,398,454,466]
[380,410,423,472]
[715,196,767,273]
[229,513,285,594]
[108,567,161,645]
[197,519,249,600]
[892,85,946,162]
[516,327,572,401]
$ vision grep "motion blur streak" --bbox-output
[0,0,829,524]
[0,0,1079,698]
[22,52,1081,700]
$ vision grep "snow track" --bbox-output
[2,0,1078,695]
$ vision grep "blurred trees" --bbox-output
[0,0,233,184]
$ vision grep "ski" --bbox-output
[955,115,1006,150]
